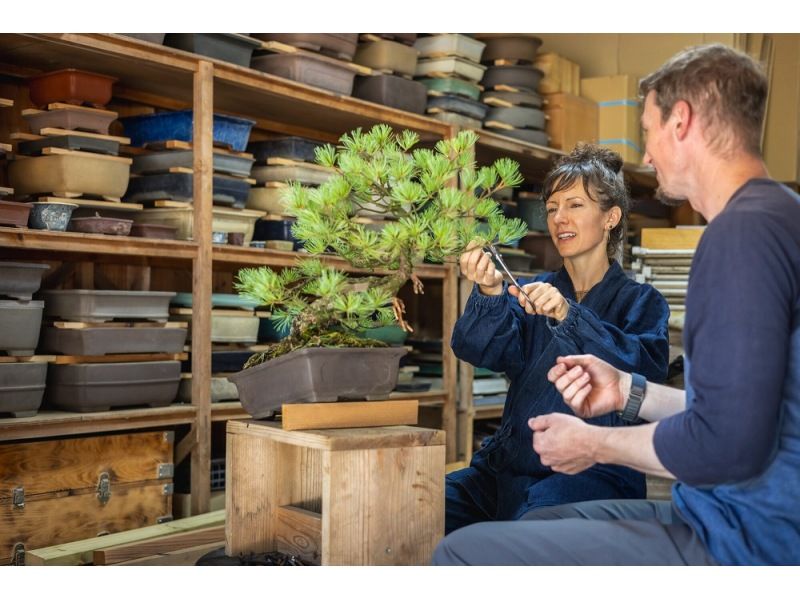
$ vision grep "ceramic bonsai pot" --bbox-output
[0,300,44,355]
[485,106,546,130]
[163,33,261,67]
[251,163,333,186]
[246,187,289,214]
[131,150,255,177]
[484,126,549,146]
[18,134,120,156]
[481,65,545,92]
[129,223,178,239]
[517,196,549,232]
[252,218,301,250]
[44,360,180,412]
[27,201,78,231]
[353,75,427,114]
[481,89,543,109]
[39,326,187,356]
[120,111,256,151]
[22,106,118,135]
[427,95,488,121]
[171,292,260,311]
[27,69,117,108]
[414,34,486,63]
[474,34,543,63]
[0,362,47,417]
[415,57,486,82]
[247,137,323,163]
[0,200,32,228]
[119,33,166,44]
[250,33,359,61]
[228,346,409,419]
[8,154,131,199]
[250,53,356,96]
[0,261,50,300]
[354,40,419,77]
[430,111,483,130]
[369,33,418,46]
[132,206,261,243]
[418,77,482,101]
[42,290,175,323]
[171,312,260,344]
[125,172,251,208]
[69,215,133,236]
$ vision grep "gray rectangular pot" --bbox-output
[247,137,323,163]
[250,53,356,96]
[45,360,181,412]
[42,290,175,323]
[0,300,44,355]
[131,150,255,177]
[163,33,261,67]
[39,326,188,356]
[0,261,50,301]
[0,362,47,417]
[228,346,408,419]
[18,134,120,157]
[353,75,427,114]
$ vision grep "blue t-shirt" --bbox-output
[653,179,800,565]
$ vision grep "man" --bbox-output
[433,43,800,565]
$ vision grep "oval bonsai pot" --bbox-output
[481,65,545,92]
[228,346,409,419]
[69,215,133,236]
[27,69,117,108]
[28,201,79,231]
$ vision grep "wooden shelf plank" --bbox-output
[0,228,197,259]
[212,245,448,280]
[0,405,197,442]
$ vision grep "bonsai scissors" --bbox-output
[486,244,535,309]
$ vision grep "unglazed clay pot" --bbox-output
[250,53,356,96]
[251,33,358,61]
[22,105,118,135]
[354,40,419,77]
[353,75,427,114]
[9,154,131,199]
[27,69,117,108]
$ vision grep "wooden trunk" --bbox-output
[226,420,445,565]
[0,431,174,565]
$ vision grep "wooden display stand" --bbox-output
[225,419,445,565]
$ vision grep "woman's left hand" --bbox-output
[509,282,569,321]
[528,413,601,474]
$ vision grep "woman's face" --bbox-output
[545,180,618,260]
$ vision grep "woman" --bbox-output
[446,144,670,534]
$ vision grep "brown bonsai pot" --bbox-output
[251,33,359,61]
[69,215,133,236]
[228,346,408,419]
[0,200,32,228]
[27,69,117,108]
[22,105,118,135]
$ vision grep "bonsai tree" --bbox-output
[235,124,527,367]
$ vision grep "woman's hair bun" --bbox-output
[567,143,623,174]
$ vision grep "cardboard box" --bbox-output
[543,92,598,151]
[535,53,580,95]
[581,75,643,164]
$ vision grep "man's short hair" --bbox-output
[639,44,768,156]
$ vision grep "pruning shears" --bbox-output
[486,244,535,309]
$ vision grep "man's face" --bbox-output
[642,91,688,207]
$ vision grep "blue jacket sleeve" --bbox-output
[546,285,670,382]
[450,282,528,381]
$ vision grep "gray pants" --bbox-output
[432,499,717,565]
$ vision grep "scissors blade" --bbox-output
[487,245,534,307]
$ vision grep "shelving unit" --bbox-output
[0,33,460,518]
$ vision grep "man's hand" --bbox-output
[546,355,629,419]
[529,413,605,474]
[459,240,503,296]
[509,282,569,321]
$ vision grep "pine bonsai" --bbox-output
[235,124,527,367]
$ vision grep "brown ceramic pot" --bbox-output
[23,105,118,135]
[68,216,133,236]
[251,33,358,61]
[27,69,117,108]
[0,200,32,228]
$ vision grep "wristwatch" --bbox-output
[620,373,646,422]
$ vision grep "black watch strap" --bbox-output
[620,373,646,422]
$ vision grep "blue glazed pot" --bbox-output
[27,202,78,231]
[120,110,256,151]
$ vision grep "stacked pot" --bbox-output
[250,34,361,96]
[413,34,489,129]
[37,289,183,412]
[0,96,13,207]
[120,110,263,244]
[8,69,135,231]
[246,135,334,250]
[0,261,49,417]
[475,34,549,146]
[351,34,427,114]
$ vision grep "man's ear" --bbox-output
[671,99,693,142]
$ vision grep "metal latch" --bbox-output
[11,543,25,566]
[157,515,174,524]
[162,483,174,496]
[12,487,24,509]
[157,463,174,479]
[96,472,111,505]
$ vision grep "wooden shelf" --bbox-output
[473,405,505,420]
[212,245,449,280]
[0,228,197,261]
[0,405,197,442]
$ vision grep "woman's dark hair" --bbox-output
[540,143,630,259]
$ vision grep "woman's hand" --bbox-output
[529,413,604,474]
[459,240,503,296]
[547,355,628,418]
[509,282,569,321]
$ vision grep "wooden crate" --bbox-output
[0,431,174,565]
[544,92,599,152]
[225,419,445,565]
[535,53,581,95]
